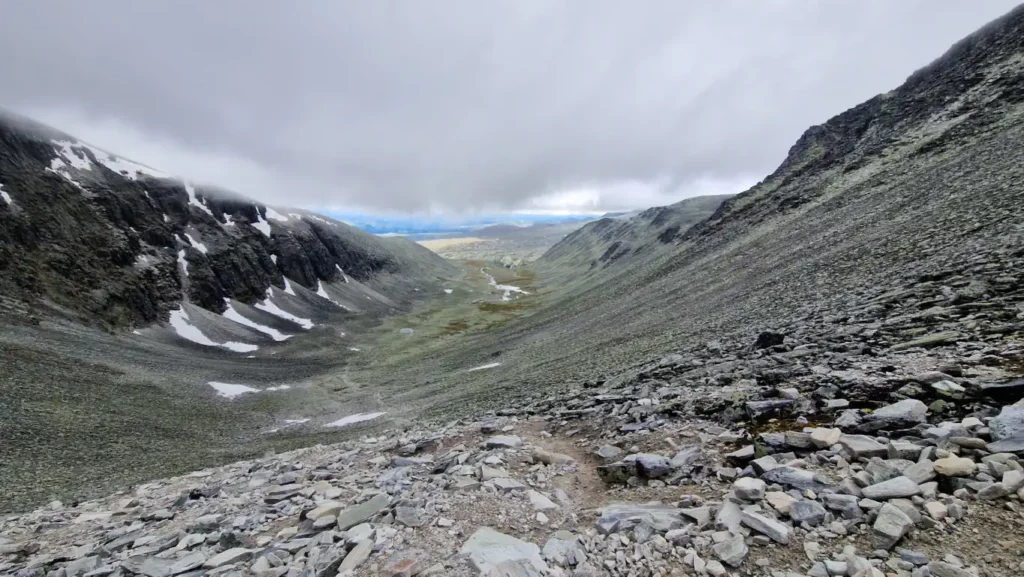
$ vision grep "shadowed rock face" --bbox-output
[0,112,453,328]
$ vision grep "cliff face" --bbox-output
[0,112,454,328]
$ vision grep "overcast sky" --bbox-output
[0,1,1018,215]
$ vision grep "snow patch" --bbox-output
[163,214,170,223]
[283,278,297,296]
[288,213,303,219]
[184,181,215,217]
[265,207,289,222]
[255,289,314,329]
[252,210,272,237]
[349,347,361,352]
[0,184,12,205]
[270,254,278,264]
[177,250,189,276]
[306,215,337,227]
[284,418,309,424]
[316,281,348,309]
[325,412,387,428]
[223,300,293,341]
[208,382,259,398]
[444,289,453,294]
[168,307,258,352]
[335,264,349,283]
[467,362,502,372]
[222,213,234,226]
[184,232,208,254]
[482,268,529,302]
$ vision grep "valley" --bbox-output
[3,6,1024,577]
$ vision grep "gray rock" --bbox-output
[904,460,936,484]
[485,435,524,449]
[789,500,826,526]
[989,403,1024,442]
[169,552,205,575]
[712,536,748,568]
[861,476,921,500]
[338,539,373,573]
[626,453,672,478]
[669,445,702,468]
[740,511,790,544]
[597,503,686,534]
[460,527,548,575]
[395,506,424,527]
[732,478,766,501]
[839,435,887,459]
[927,561,972,577]
[541,531,578,562]
[336,494,390,531]
[493,478,525,492]
[759,466,834,492]
[873,503,913,550]
[595,445,622,461]
[202,548,252,569]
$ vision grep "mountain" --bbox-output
[0,110,454,329]
[0,110,457,511]
[368,4,1024,415]
[536,194,732,284]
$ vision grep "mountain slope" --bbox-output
[535,194,732,285]
[365,4,1024,414]
[0,110,454,328]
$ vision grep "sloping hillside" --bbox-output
[535,194,731,285]
[0,110,454,329]
[366,4,1024,413]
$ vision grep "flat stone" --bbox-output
[765,491,797,514]
[336,494,390,531]
[493,478,525,492]
[595,445,623,461]
[891,332,959,351]
[202,548,252,569]
[759,466,834,492]
[395,507,425,527]
[732,478,766,501]
[532,449,575,466]
[740,511,790,544]
[933,457,977,477]
[1003,469,1024,492]
[924,501,948,520]
[839,435,887,459]
[670,445,702,468]
[338,539,373,573]
[989,403,1024,441]
[460,527,548,575]
[927,561,972,577]
[861,476,920,500]
[485,435,523,449]
[597,503,686,534]
[712,536,748,568]
[873,503,913,550]
[169,552,205,575]
[527,490,558,511]
[307,500,344,521]
[453,478,481,491]
[904,460,936,484]
[789,500,826,526]
[810,428,842,448]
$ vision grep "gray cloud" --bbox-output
[0,1,1017,213]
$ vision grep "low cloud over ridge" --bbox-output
[0,1,1017,213]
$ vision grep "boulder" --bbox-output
[861,476,921,500]
[460,528,548,575]
[860,399,927,431]
[873,503,913,550]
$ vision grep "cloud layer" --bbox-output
[0,1,1017,213]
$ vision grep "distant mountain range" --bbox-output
[320,211,598,236]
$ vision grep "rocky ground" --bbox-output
[4,257,1024,577]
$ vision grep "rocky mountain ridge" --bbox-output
[0,111,453,328]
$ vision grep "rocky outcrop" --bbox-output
[0,111,453,328]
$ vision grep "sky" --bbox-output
[0,1,1018,217]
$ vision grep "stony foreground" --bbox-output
[5,239,1024,576]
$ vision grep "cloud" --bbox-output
[0,1,1017,214]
